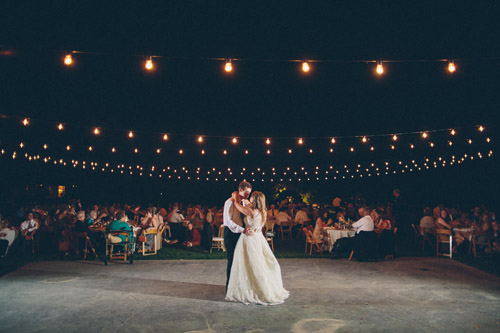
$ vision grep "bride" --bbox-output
[225,191,289,305]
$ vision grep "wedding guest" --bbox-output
[352,207,376,261]
[419,207,436,230]
[436,209,452,229]
[166,203,185,242]
[106,210,133,243]
[190,205,205,231]
[267,204,279,220]
[0,219,17,257]
[372,209,395,260]
[20,212,39,254]
[183,223,201,247]
[313,210,330,241]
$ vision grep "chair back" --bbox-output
[218,225,225,238]
[265,221,275,233]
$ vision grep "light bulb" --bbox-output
[163,134,168,141]
[479,125,484,132]
[197,136,203,143]
[392,134,398,141]
[57,123,64,130]
[362,136,367,143]
[266,138,271,145]
[145,57,153,70]
[302,62,310,73]
[450,129,456,135]
[376,61,384,75]
[331,138,336,144]
[64,54,73,66]
[298,138,303,145]
[448,60,456,73]
[128,131,134,138]
[224,59,232,72]
[93,127,100,135]
[232,137,238,144]
[22,118,29,126]
[422,132,428,139]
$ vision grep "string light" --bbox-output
[392,134,398,141]
[362,136,367,143]
[450,129,456,135]
[288,149,293,154]
[163,134,168,141]
[145,57,154,71]
[88,146,93,151]
[43,144,48,150]
[58,123,64,130]
[201,149,205,155]
[111,147,116,153]
[22,118,29,126]
[331,138,336,144]
[179,149,184,154]
[64,53,73,66]
[301,61,310,73]
[422,132,428,139]
[298,138,303,145]
[128,131,134,138]
[93,127,100,135]
[224,59,232,73]
[232,137,238,144]
[156,148,161,154]
[447,60,456,73]
[266,138,271,145]
[479,125,484,132]
[66,145,71,151]
[197,136,204,143]
[134,148,139,153]
[376,61,384,75]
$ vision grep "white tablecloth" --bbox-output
[324,228,356,252]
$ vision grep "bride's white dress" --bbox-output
[225,211,289,305]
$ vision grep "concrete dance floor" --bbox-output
[1,258,500,332]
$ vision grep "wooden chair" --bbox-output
[411,224,422,249]
[304,229,323,255]
[140,228,158,256]
[211,225,225,253]
[156,224,168,250]
[107,231,133,263]
[436,228,453,258]
[296,220,311,239]
[264,221,275,252]
[418,226,435,251]
[279,220,293,240]
[470,229,492,257]
[81,232,98,260]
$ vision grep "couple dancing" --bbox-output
[223,181,289,305]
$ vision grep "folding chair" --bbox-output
[436,228,453,259]
[279,220,293,240]
[211,225,225,253]
[470,229,492,257]
[264,221,275,252]
[304,229,323,255]
[140,228,158,256]
[418,226,435,251]
[106,231,134,264]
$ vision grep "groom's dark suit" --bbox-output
[223,198,245,290]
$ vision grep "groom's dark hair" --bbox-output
[238,181,252,190]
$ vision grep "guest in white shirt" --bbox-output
[20,212,39,254]
[166,204,185,242]
[276,207,291,226]
[294,205,310,226]
[352,207,376,261]
[267,204,279,220]
[352,207,374,234]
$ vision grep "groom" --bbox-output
[223,180,254,290]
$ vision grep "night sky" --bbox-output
[0,1,498,208]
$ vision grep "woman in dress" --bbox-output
[225,191,289,305]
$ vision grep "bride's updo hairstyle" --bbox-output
[251,191,267,224]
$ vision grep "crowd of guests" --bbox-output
[0,190,498,261]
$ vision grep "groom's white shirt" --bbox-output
[223,198,245,234]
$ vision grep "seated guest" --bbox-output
[0,218,17,257]
[419,207,435,230]
[313,210,331,242]
[85,210,98,226]
[190,205,205,231]
[372,209,395,260]
[20,212,39,254]
[436,209,453,229]
[491,217,500,254]
[352,207,376,261]
[294,204,310,226]
[276,206,292,227]
[267,204,279,220]
[138,208,156,250]
[183,223,201,247]
[106,210,133,246]
[166,203,185,242]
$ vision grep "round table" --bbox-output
[323,228,356,252]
